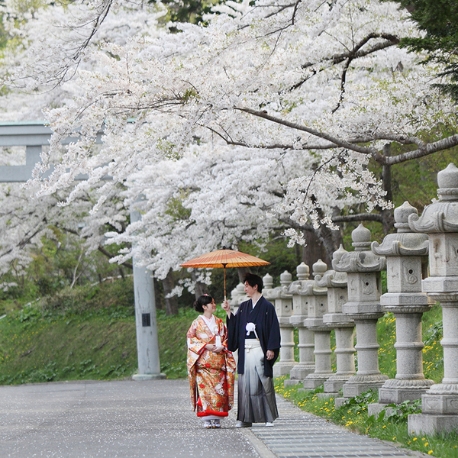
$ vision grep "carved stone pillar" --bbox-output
[285,263,315,386]
[316,245,356,397]
[269,271,296,377]
[368,202,434,416]
[408,163,458,435]
[302,260,334,389]
[333,224,388,405]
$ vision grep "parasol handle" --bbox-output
[223,264,227,302]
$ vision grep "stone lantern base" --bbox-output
[274,362,296,377]
[334,374,388,407]
[302,372,333,390]
[409,413,458,435]
[368,379,434,416]
[378,379,434,404]
[343,376,387,398]
[323,373,353,393]
[284,364,315,386]
[408,386,458,435]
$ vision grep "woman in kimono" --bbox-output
[222,273,281,428]
[187,294,236,429]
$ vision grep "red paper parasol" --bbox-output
[181,249,270,299]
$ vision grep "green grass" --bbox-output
[0,278,196,383]
[0,311,136,383]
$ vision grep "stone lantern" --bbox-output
[285,263,315,386]
[408,163,458,435]
[263,272,274,295]
[265,271,296,377]
[275,270,294,318]
[317,245,356,397]
[333,224,388,403]
[302,259,334,389]
[229,282,248,314]
[368,202,434,416]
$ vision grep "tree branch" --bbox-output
[97,245,133,270]
[383,134,458,165]
[233,107,458,165]
[332,34,400,113]
[235,106,379,156]
[292,33,400,91]
[332,213,384,223]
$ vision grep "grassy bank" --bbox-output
[0,278,194,383]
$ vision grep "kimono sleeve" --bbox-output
[186,319,207,357]
[225,311,239,353]
[266,304,281,352]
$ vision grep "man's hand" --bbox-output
[221,300,231,316]
[266,350,274,360]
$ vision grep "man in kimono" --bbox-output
[222,273,281,427]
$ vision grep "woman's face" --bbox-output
[204,299,216,314]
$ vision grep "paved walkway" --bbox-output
[0,379,429,458]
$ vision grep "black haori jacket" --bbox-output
[226,296,281,378]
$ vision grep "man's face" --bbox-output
[244,281,257,297]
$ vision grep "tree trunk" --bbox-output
[381,143,394,234]
[303,229,328,273]
[162,269,178,315]
[304,211,343,269]
[191,270,208,299]
[236,267,250,283]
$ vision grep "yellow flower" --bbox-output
[412,437,417,441]
[428,451,433,455]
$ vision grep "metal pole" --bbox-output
[130,202,165,380]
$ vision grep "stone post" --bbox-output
[271,271,296,377]
[333,224,387,404]
[285,263,315,386]
[368,202,434,416]
[316,245,356,397]
[408,163,458,435]
[302,260,334,389]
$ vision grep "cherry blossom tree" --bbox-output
[0,0,457,290]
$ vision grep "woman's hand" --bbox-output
[266,350,274,360]
[206,344,223,352]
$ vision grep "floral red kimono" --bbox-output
[187,315,236,418]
